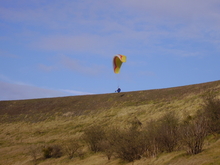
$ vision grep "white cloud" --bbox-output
[0,81,92,101]
[0,81,67,100]
[1,0,219,58]
[118,0,218,19]
[0,74,12,82]
[32,34,113,53]
[0,49,18,58]
[38,64,56,72]
[59,55,106,76]
[61,89,94,95]
[139,71,155,77]
[37,54,106,76]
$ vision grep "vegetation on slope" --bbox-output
[0,80,220,165]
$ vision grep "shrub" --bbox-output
[107,126,147,162]
[201,90,220,134]
[99,139,114,160]
[145,120,161,157]
[42,144,62,158]
[63,139,81,159]
[28,144,41,165]
[157,112,179,152]
[82,124,105,152]
[76,148,86,159]
[145,112,179,157]
[179,116,208,155]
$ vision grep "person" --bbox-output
[115,87,121,93]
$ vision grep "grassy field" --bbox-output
[1,80,220,165]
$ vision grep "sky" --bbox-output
[0,0,220,101]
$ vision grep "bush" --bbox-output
[145,112,179,157]
[177,91,220,155]
[99,139,114,160]
[107,126,147,162]
[201,90,220,134]
[145,120,161,157]
[157,112,179,152]
[42,144,62,158]
[28,144,41,165]
[82,124,105,152]
[63,139,81,159]
[179,116,208,155]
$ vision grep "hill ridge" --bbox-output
[0,80,220,122]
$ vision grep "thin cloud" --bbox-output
[38,64,56,72]
[119,0,218,20]
[139,71,155,77]
[0,77,93,100]
[0,81,68,100]
[32,35,110,52]
[61,89,94,95]
[0,50,18,58]
[59,55,105,76]
[37,55,107,76]
[2,0,219,57]
[0,74,12,82]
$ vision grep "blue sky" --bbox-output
[0,0,220,100]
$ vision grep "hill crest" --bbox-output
[0,80,220,123]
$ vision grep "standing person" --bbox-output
[115,87,121,93]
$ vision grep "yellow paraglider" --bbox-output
[113,54,127,74]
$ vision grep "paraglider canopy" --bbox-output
[113,54,127,74]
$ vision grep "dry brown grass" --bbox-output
[0,80,220,164]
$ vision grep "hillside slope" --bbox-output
[1,80,220,122]
[0,80,220,165]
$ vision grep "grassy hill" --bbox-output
[0,80,220,165]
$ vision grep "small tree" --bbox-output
[202,90,220,134]
[63,139,81,159]
[145,120,161,157]
[42,144,62,158]
[99,140,114,160]
[157,112,179,152]
[28,144,41,165]
[179,116,208,155]
[107,126,147,162]
[145,112,179,157]
[82,124,105,152]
